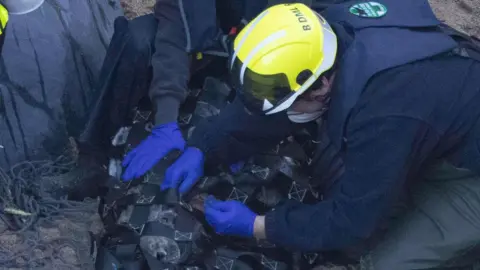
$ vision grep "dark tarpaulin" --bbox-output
[0,0,123,168]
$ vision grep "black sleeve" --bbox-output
[151,0,218,125]
[264,116,440,251]
[188,98,299,166]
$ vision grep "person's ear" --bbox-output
[309,73,336,99]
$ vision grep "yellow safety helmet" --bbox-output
[230,3,337,115]
[0,4,8,35]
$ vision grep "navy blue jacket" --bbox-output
[191,56,480,252]
[188,0,480,252]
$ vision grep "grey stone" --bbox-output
[0,0,123,167]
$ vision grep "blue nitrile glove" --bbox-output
[204,196,257,237]
[161,147,204,195]
[229,160,245,174]
[122,122,185,181]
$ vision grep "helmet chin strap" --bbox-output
[287,109,325,123]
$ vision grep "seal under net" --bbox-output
[98,77,330,269]
[99,128,294,269]
[0,141,102,269]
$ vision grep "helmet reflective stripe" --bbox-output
[266,13,337,115]
[240,30,286,85]
[230,10,269,71]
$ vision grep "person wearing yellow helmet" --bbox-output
[0,4,8,54]
[230,3,337,119]
[160,0,480,268]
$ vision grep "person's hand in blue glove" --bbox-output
[229,160,245,174]
[204,196,257,238]
[122,122,185,181]
[161,147,204,195]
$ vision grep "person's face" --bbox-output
[290,72,336,113]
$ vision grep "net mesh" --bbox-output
[0,141,102,270]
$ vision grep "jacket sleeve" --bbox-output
[264,116,440,251]
[188,98,299,166]
[151,0,219,125]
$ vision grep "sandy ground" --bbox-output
[429,0,480,38]
[121,0,155,19]
[120,0,480,38]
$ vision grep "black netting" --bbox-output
[98,77,327,269]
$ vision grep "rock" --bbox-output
[0,0,122,168]
[0,232,21,247]
[59,246,79,265]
